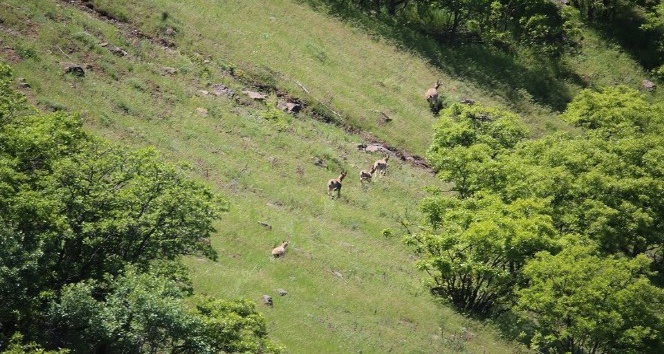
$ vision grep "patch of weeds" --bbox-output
[114,99,134,115]
[92,0,130,22]
[14,43,38,60]
[126,77,148,92]
[36,97,67,112]
[314,151,345,173]
[260,95,292,132]
[99,112,113,127]
[239,65,278,92]
[309,101,340,125]
[305,42,329,64]
[72,31,98,50]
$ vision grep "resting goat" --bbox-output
[272,241,289,258]
[327,170,347,198]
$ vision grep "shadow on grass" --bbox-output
[301,0,585,112]
[590,7,663,71]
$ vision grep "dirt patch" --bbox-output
[357,141,431,171]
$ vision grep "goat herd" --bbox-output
[271,80,441,258]
[270,154,390,258]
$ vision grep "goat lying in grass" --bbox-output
[272,241,289,258]
[360,166,376,185]
[327,170,347,198]
[372,155,389,177]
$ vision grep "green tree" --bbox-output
[427,103,529,198]
[47,266,282,353]
[405,192,558,315]
[516,242,664,354]
[0,65,246,352]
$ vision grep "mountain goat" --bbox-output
[272,241,289,258]
[327,170,347,198]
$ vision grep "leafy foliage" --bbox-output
[412,83,664,351]
[427,103,528,198]
[0,64,280,353]
[516,242,664,354]
[47,267,282,354]
[406,192,558,315]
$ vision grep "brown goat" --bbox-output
[425,79,441,103]
[327,170,347,198]
[425,79,442,114]
[360,166,376,185]
[372,155,390,177]
[271,240,289,258]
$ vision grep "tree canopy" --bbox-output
[0,63,281,353]
[409,84,664,352]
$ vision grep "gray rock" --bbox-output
[262,294,273,307]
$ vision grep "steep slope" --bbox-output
[0,0,598,353]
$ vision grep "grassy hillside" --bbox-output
[0,0,658,353]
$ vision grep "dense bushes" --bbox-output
[409,87,664,353]
[0,64,281,353]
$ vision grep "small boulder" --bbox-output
[62,62,85,77]
[213,83,234,97]
[277,98,301,113]
[162,66,177,75]
[242,90,267,100]
[277,289,288,296]
[16,77,30,89]
[262,295,273,307]
[643,79,656,92]
[109,45,128,57]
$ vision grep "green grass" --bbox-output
[1,0,658,353]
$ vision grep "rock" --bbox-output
[362,143,389,153]
[109,45,128,57]
[213,83,234,97]
[196,107,208,116]
[16,77,30,89]
[277,289,288,296]
[258,221,272,230]
[459,98,475,105]
[242,90,267,100]
[162,66,177,75]
[643,79,656,92]
[262,295,273,307]
[312,157,326,168]
[62,62,85,77]
[277,98,302,113]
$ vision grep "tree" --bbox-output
[0,65,246,352]
[427,103,529,198]
[516,242,664,354]
[405,192,559,315]
[46,266,282,354]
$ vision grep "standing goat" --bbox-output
[327,170,347,198]
[272,241,289,258]
[372,155,389,177]
[425,79,442,114]
[360,166,376,185]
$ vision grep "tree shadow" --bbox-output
[302,0,586,112]
[590,6,663,71]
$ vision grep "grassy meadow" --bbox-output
[0,0,659,353]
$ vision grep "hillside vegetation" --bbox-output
[0,0,662,353]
